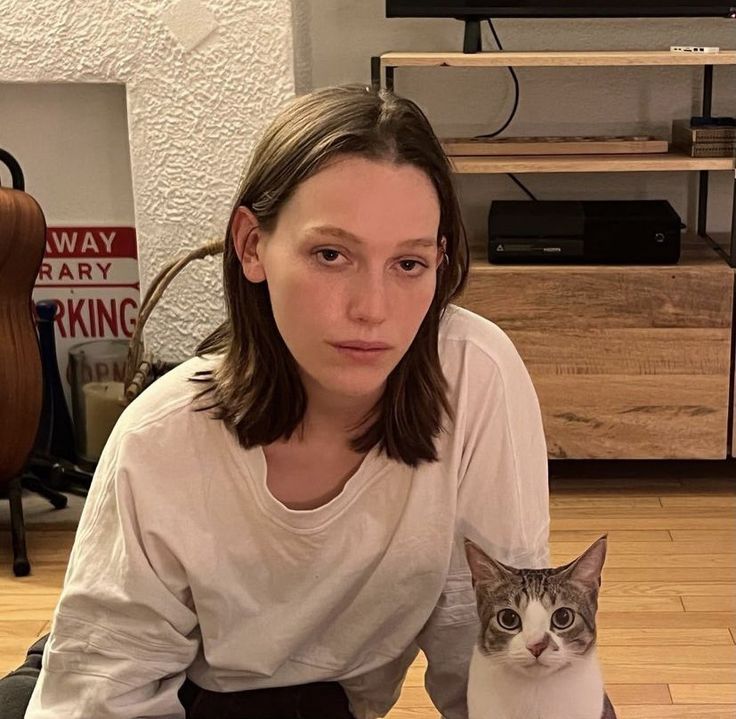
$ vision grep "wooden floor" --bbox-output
[1,466,735,718]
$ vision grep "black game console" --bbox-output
[488,200,682,264]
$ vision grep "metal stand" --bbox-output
[696,64,736,269]
[4,477,30,577]
[695,64,736,458]
[371,56,394,92]
[462,18,483,54]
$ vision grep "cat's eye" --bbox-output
[551,607,575,629]
[496,609,521,631]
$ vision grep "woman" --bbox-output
[17,84,550,719]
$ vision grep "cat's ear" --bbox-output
[558,534,608,588]
[464,538,514,587]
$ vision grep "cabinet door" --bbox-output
[456,241,733,459]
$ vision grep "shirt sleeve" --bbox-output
[24,425,201,719]
[416,330,551,719]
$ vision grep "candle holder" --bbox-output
[68,339,128,466]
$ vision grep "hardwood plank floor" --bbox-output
[0,467,734,718]
[388,470,736,718]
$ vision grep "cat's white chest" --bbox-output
[467,645,605,719]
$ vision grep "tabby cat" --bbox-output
[464,535,617,719]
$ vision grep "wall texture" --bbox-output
[1,0,298,361]
[0,83,135,225]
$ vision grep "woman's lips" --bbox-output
[332,341,392,350]
[332,345,390,362]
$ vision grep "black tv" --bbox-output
[387,2,735,52]
[387,1,736,18]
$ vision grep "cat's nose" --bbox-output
[526,636,550,658]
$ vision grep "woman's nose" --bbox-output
[348,273,388,323]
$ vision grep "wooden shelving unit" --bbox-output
[371,50,736,265]
[449,152,736,174]
[371,49,736,459]
[378,49,736,68]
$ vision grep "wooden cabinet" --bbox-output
[373,50,736,458]
[456,239,733,458]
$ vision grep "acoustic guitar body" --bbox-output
[0,188,46,481]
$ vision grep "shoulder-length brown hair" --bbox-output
[192,83,470,467]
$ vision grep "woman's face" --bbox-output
[234,155,445,416]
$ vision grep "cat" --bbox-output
[463,535,617,719]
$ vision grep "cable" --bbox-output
[475,18,538,201]
[507,172,538,201]
[475,20,520,139]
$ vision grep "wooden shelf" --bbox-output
[381,50,736,69]
[449,151,736,174]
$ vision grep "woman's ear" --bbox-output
[436,236,448,270]
[232,206,267,283]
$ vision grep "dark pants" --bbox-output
[178,677,355,719]
[0,634,356,719]
[0,634,47,719]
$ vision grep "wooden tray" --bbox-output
[441,135,669,156]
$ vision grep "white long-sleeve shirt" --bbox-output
[25,303,550,719]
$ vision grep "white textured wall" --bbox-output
[1,0,297,361]
[300,2,736,249]
[0,84,135,225]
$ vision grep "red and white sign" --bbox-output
[33,227,140,404]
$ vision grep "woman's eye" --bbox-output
[314,249,427,275]
[399,260,424,273]
[496,608,521,631]
[551,607,575,630]
[316,249,341,263]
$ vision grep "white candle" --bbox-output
[82,381,126,460]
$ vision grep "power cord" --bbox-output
[475,19,520,139]
[507,172,538,201]
[475,18,538,201]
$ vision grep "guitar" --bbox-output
[0,151,46,485]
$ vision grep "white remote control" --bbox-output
[670,46,720,53]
